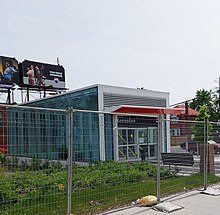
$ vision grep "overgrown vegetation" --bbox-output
[0,155,220,215]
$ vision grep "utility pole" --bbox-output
[219,76,220,118]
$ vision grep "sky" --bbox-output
[1,0,220,105]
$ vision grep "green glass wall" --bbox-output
[26,87,98,111]
[104,114,114,161]
[73,112,100,162]
[8,108,68,160]
[17,86,101,162]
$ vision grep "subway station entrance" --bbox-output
[117,116,158,161]
[111,105,184,162]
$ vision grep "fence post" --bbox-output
[67,109,73,215]
[113,114,119,161]
[157,115,163,202]
[204,118,208,190]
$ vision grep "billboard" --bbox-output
[21,60,65,89]
[0,56,19,85]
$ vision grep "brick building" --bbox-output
[170,104,199,146]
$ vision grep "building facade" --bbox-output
[3,84,171,162]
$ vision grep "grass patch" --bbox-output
[72,174,220,215]
[0,161,220,215]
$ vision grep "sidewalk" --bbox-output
[104,184,220,215]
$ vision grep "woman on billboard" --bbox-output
[26,65,35,85]
[3,60,18,82]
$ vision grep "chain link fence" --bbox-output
[0,105,220,215]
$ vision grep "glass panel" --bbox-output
[138,129,148,144]
[84,92,98,110]
[148,128,158,143]
[118,129,127,145]
[105,114,113,161]
[128,129,136,144]
[150,144,156,157]
[139,144,148,160]
[73,112,100,162]
[118,146,127,161]
[128,145,138,160]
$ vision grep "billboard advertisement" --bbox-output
[21,60,65,89]
[0,56,19,85]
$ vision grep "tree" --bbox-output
[192,105,215,175]
[192,105,212,144]
[211,91,220,121]
[190,89,217,121]
[190,89,212,110]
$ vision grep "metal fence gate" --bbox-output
[0,105,69,215]
[71,110,158,214]
[0,105,219,215]
[157,117,220,203]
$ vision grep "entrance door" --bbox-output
[138,129,149,160]
[118,127,158,161]
[118,129,138,161]
[127,129,138,160]
[118,129,127,161]
[137,128,158,160]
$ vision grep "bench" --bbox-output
[161,153,195,174]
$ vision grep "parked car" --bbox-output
[180,141,198,155]
[180,140,220,154]
[210,140,220,154]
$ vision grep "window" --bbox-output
[170,115,178,124]
[170,128,181,136]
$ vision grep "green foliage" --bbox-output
[0,153,6,164]
[0,170,67,211]
[195,105,211,121]
[190,88,219,121]
[0,161,172,211]
[190,89,213,111]
[72,161,176,190]
[1,161,219,214]
[192,105,213,144]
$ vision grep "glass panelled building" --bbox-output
[8,108,68,160]
[17,84,170,162]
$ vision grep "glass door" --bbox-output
[118,128,138,161]
[148,127,158,159]
[127,129,138,160]
[118,129,127,161]
[118,127,158,161]
[138,129,148,160]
